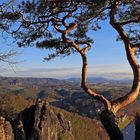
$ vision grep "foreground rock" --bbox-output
[0,99,73,140]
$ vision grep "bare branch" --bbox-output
[0,50,18,64]
[131,43,140,48]
[75,40,91,53]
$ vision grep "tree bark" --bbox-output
[100,110,123,140]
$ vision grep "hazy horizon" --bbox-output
[0,69,133,80]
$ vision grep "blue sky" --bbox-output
[0,15,133,79]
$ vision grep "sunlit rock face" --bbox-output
[0,117,14,140]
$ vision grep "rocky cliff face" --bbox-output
[0,99,73,140]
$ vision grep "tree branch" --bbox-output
[60,28,111,110]
[0,50,17,64]
[131,43,140,48]
[116,17,140,25]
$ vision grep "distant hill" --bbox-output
[0,75,132,119]
[0,77,74,87]
[0,73,132,87]
[67,76,132,84]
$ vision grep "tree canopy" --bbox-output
[0,0,109,59]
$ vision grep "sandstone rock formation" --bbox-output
[0,99,73,140]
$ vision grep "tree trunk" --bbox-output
[100,110,123,140]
